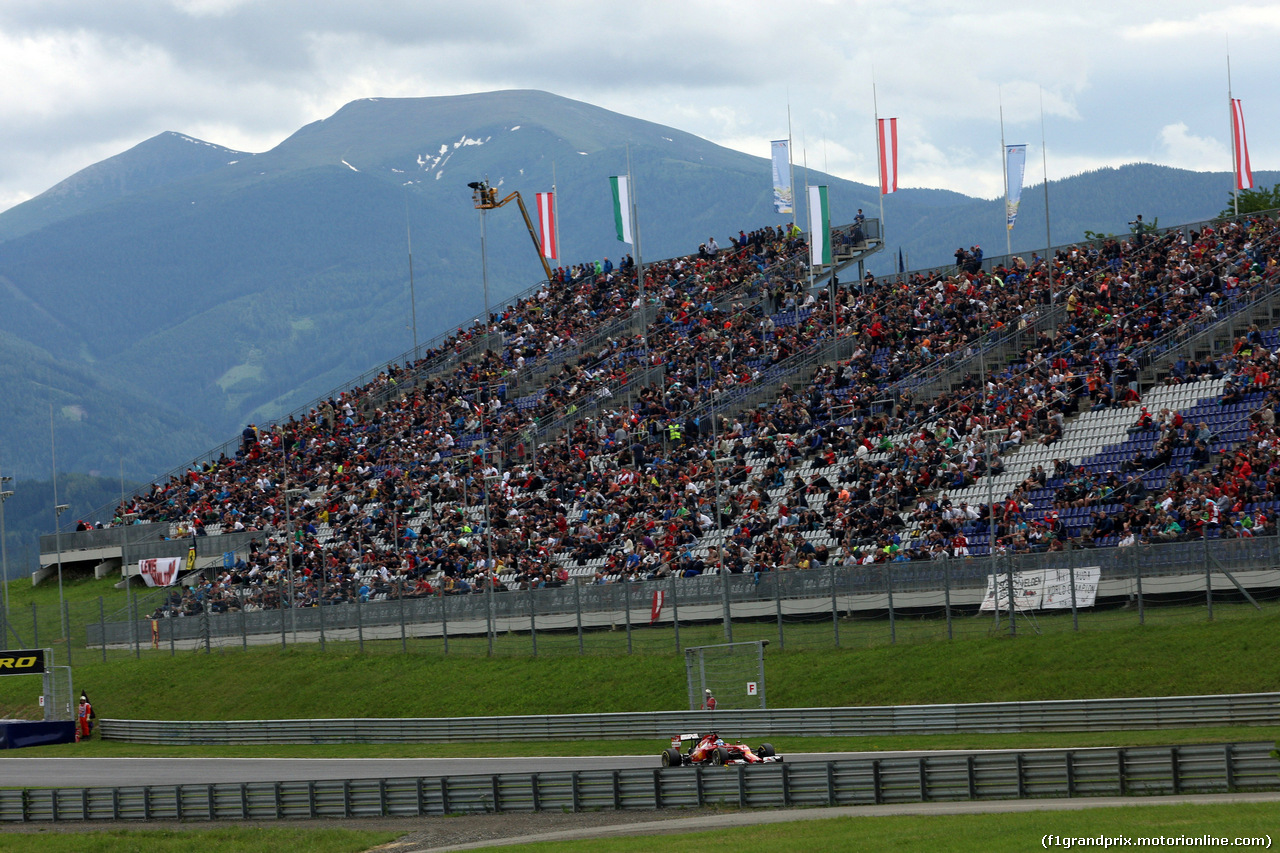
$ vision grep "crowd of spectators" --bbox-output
[96,211,1280,618]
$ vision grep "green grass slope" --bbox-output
[2,607,1273,722]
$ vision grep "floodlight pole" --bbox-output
[483,465,499,657]
[406,193,420,361]
[0,471,13,646]
[279,427,299,642]
[480,205,491,346]
[51,406,70,647]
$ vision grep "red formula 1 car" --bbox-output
[660,732,782,767]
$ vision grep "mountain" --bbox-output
[0,89,1270,482]
[0,131,248,243]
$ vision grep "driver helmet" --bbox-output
[705,689,712,695]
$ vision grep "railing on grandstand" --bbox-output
[1131,276,1280,382]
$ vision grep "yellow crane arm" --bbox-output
[474,186,554,282]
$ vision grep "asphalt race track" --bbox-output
[5,751,892,788]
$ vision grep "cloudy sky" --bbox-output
[0,0,1274,212]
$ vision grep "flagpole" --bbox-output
[1228,49,1238,217]
[1039,87,1053,305]
[1000,96,1011,258]
[405,193,419,361]
[551,161,561,264]
[626,144,647,352]
[803,144,812,293]
[806,177,816,301]
[873,75,885,229]
[787,99,796,229]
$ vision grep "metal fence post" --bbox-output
[1007,557,1017,638]
[829,564,839,648]
[132,591,141,659]
[528,585,537,657]
[439,594,449,655]
[624,580,632,654]
[240,591,247,652]
[99,597,107,663]
[203,600,211,654]
[944,558,953,640]
[279,577,287,650]
[720,569,732,642]
[63,600,72,667]
[574,581,583,655]
[486,579,494,658]
[1204,537,1214,620]
[399,579,407,654]
[1069,561,1078,632]
[357,594,364,653]
[885,565,896,644]
[774,570,784,649]
[670,575,681,653]
[318,586,326,653]
[1135,551,1145,625]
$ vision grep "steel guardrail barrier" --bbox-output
[3,743,1276,822]
[100,692,1280,745]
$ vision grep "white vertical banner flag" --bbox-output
[610,175,633,244]
[771,140,793,213]
[1004,144,1027,230]
[878,118,898,194]
[535,191,557,260]
[808,185,831,267]
[1232,98,1254,191]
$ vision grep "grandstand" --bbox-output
[37,210,1280,645]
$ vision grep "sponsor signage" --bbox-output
[0,649,47,675]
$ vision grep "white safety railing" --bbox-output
[100,692,1280,745]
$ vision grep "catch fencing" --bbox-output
[4,743,1277,823]
[99,692,1280,745]
[20,534,1277,663]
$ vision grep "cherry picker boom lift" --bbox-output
[468,180,554,282]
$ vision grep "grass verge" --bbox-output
[485,802,1279,852]
[0,827,396,852]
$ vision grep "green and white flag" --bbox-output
[610,175,633,244]
[807,184,830,267]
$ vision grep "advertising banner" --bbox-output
[981,566,1101,611]
[138,557,182,587]
[0,649,47,676]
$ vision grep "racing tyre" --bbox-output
[662,748,683,767]
[712,746,730,766]
[757,743,775,758]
